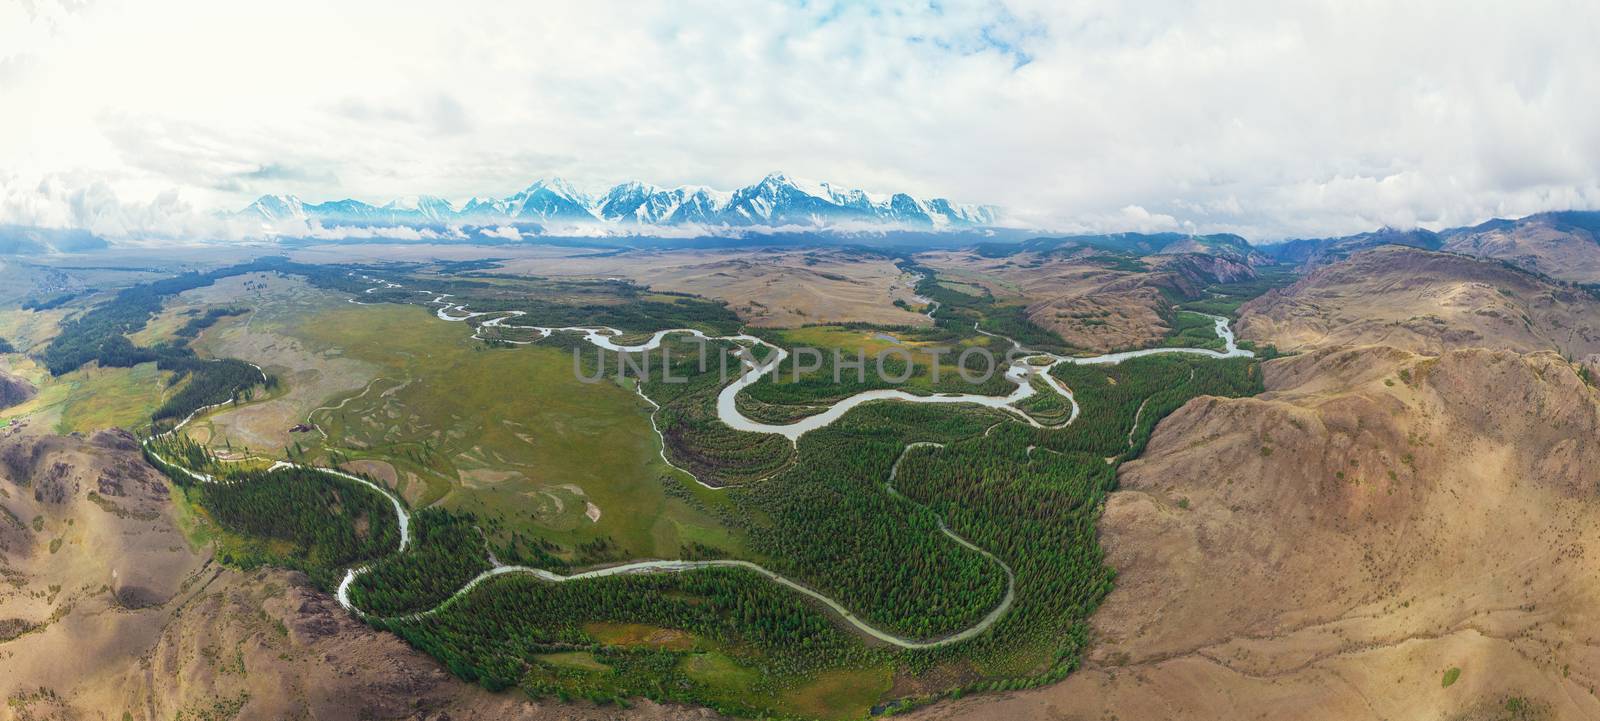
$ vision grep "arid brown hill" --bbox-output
[912,345,1600,721]
[921,249,1255,353]
[1442,211,1600,284]
[1238,245,1600,359]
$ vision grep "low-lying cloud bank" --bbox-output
[3,1,1597,244]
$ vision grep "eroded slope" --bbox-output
[1443,211,1600,284]
[1238,245,1600,358]
[920,249,1254,352]
[912,345,1600,720]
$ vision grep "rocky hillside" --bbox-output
[923,248,1258,353]
[1442,211,1600,284]
[1028,253,1255,352]
[914,345,1600,720]
[1237,245,1600,359]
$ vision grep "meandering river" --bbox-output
[146,273,1253,650]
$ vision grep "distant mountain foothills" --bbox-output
[242,172,999,230]
[1257,226,1444,267]
[1438,210,1600,283]
[972,231,1272,266]
[1258,210,1600,284]
[0,224,110,255]
[1237,244,1600,358]
[16,176,1600,288]
[937,210,1600,286]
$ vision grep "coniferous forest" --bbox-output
[118,260,1268,718]
[345,508,494,616]
[145,435,400,588]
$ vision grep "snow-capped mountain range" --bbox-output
[241,173,999,232]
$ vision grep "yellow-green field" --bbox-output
[743,324,1013,411]
[777,325,927,357]
[55,362,170,433]
[783,667,894,721]
[0,353,171,435]
[178,273,379,458]
[0,308,69,355]
[157,272,749,565]
[583,621,703,651]
[924,265,1025,299]
[778,324,995,355]
[206,299,746,563]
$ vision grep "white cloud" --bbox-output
[478,226,523,241]
[1,0,1597,241]
[0,171,241,239]
[1115,205,1182,233]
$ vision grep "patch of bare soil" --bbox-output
[1239,245,1600,359]
[341,458,399,488]
[910,346,1600,721]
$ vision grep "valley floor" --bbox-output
[9,243,1600,720]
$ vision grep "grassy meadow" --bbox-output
[283,301,743,563]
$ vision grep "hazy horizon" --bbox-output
[4,0,1598,242]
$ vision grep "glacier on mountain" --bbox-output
[241,172,998,233]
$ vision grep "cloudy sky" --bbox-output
[2,0,1597,241]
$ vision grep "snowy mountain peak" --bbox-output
[382,194,443,210]
[237,173,1000,232]
[382,195,456,221]
[522,177,590,200]
[244,194,307,223]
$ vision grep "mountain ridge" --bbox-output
[1249,210,1600,282]
[242,171,999,231]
